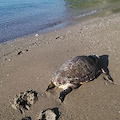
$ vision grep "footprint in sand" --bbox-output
[11,90,38,114]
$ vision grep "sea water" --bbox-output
[0,0,120,43]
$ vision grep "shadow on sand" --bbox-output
[98,55,114,82]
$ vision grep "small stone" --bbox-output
[21,116,31,120]
[7,74,10,76]
[35,34,39,37]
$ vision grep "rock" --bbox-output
[37,107,60,120]
[21,116,31,120]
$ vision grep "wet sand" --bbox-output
[0,13,120,120]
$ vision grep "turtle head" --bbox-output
[46,82,55,91]
[88,55,100,65]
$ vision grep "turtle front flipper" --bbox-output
[59,87,72,102]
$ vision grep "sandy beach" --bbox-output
[0,13,120,120]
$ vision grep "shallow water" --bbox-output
[0,0,120,43]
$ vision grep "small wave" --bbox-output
[75,9,102,19]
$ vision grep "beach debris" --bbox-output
[37,107,60,120]
[55,35,64,39]
[46,55,114,102]
[21,116,31,120]
[17,51,23,55]
[11,90,38,114]
[56,36,60,39]
[17,49,28,55]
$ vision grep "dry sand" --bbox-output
[0,13,120,120]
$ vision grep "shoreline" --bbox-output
[1,13,120,120]
[1,3,120,45]
[0,13,120,60]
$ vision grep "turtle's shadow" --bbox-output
[94,55,110,79]
[98,55,109,69]
[97,54,112,78]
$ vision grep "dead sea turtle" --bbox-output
[46,55,114,102]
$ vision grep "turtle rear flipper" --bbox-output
[103,74,116,85]
[101,68,115,84]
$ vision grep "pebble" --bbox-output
[37,77,40,80]
[90,93,93,95]
[67,31,70,33]
[7,74,10,76]
[0,81,3,87]
[35,34,39,37]
[8,59,11,61]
